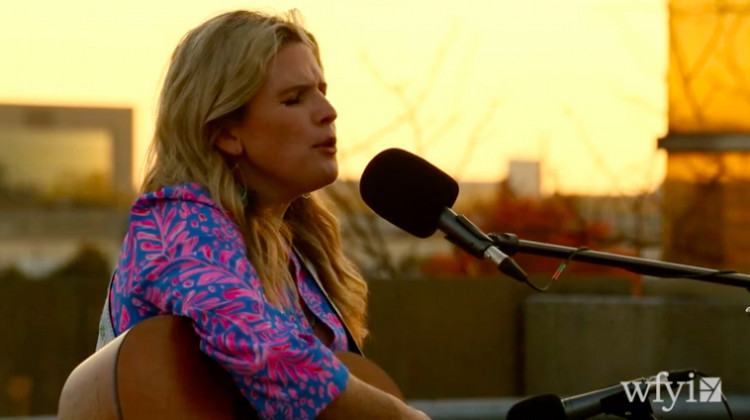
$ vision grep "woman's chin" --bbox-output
[318,165,339,187]
[301,169,338,196]
[316,173,339,191]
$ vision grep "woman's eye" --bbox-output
[283,93,302,105]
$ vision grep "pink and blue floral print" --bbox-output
[108,183,350,419]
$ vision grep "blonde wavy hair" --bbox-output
[141,10,368,345]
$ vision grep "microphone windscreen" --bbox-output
[360,148,459,238]
[506,394,567,420]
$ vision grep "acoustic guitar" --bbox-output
[58,315,403,419]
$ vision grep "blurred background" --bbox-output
[2,0,750,418]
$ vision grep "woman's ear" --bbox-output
[215,130,244,156]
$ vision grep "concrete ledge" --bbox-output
[523,295,750,396]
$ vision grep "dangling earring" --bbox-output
[231,161,251,207]
[238,185,250,206]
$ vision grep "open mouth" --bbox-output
[314,137,336,148]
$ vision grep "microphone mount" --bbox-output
[439,211,528,282]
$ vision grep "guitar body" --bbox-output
[58,315,402,419]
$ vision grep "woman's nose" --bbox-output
[316,96,337,125]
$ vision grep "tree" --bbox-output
[419,181,632,280]
[331,30,502,279]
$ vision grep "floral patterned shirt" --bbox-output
[102,183,351,420]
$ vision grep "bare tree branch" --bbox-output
[453,98,502,179]
[333,26,504,278]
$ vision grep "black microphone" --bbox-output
[507,370,697,420]
[359,148,527,282]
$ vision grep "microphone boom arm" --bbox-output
[489,232,750,291]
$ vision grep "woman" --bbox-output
[96,9,430,420]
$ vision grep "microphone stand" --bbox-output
[489,233,750,291]
[491,233,739,419]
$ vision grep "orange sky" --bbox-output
[0,0,669,195]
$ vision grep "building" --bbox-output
[658,1,750,273]
[0,104,133,276]
[507,160,541,199]
[658,133,750,272]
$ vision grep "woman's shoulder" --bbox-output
[127,182,241,244]
[123,182,248,265]
[132,182,217,210]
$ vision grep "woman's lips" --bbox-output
[314,137,337,154]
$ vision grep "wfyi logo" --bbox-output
[621,371,722,412]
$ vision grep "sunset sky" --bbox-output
[0,0,669,195]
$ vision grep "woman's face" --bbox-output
[219,42,338,207]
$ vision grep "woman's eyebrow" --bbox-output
[276,81,327,97]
